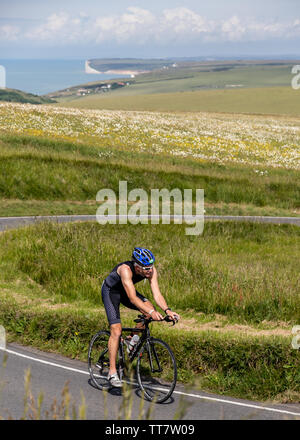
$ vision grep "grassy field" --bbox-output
[59,86,300,116]
[2,221,299,323]
[0,103,299,219]
[51,60,296,96]
[0,133,299,217]
[123,63,295,93]
[0,137,299,207]
[51,61,300,116]
[1,102,299,167]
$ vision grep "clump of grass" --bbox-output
[19,368,86,420]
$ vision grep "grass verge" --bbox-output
[1,199,299,218]
[0,291,299,403]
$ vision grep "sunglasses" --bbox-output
[139,265,153,271]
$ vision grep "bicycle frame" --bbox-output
[118,315,172,376]
[118,323,149,377]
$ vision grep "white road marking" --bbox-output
[1,346,300,417]
[173,390,300,417]
[1,347,89,376]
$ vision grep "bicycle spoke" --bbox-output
[88,331,111,390]
[137,338,177,403]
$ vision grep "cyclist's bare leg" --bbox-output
[108,323,122,375]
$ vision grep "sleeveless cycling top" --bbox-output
[104,261,145,292]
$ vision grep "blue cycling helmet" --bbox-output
[132,247,155,266]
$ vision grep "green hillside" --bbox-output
[51,60,300,114]
[107,63,295,94]
[89,57,178,72]
[0,88,55,105]
[58,86,300,116]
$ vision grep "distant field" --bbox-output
[52,61,296,96]
[59,87,300,116]
[50,61,300,115]
[105,63,295,94]
[89,57,177,72]
[0,103,299,218]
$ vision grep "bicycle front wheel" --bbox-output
[88,330,111,390]
[136,338,177,403]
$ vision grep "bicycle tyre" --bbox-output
[88,330,111,390]
[136,337,177,403]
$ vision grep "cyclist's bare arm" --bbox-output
[149,267,180,321]
[118,265,162,319]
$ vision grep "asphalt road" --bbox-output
[0,343,300,420]
[0,214,299,232]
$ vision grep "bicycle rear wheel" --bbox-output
[136,337,177,403]
[88,330,111,390]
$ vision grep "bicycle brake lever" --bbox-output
[164,316,176,326]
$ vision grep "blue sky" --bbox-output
[1,0,300,58]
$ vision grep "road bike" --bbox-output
[88,314,177,404]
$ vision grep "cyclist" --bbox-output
[101,247,180,387]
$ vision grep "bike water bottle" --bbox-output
[127,334,140,352]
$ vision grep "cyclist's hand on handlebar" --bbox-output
[151,310,164,321]
[166,310,180,322]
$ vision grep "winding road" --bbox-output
[0,214,299,232]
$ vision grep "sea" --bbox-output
[0,59,129,96]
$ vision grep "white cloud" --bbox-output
[0,24,20,40]
[94,7,156,43]
[25,12,69,40]
[2,7,300,46]
[162,7,213,34]
[221,15,246,41]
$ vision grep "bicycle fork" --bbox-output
[118,339,126,380]
[145,340,163,373]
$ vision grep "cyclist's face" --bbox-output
[143,266,153,277]
[136,264,153,277]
